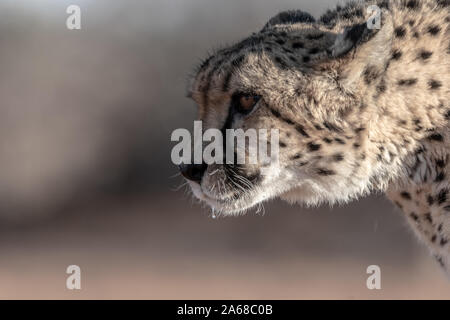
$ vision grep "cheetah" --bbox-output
[180,0,450,275]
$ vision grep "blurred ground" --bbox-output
[0,193,449,299]
[0,0,448,299]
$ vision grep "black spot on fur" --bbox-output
[317,168,336,176]
[375,83,386,95]
[401,191,412,200]
[427,25,441,36]
[314,124,323,131]
[394,27,406,38]
[418,50,433,60]
[410,212,419,221]
[427,195,434,206]
[415,146,426,154]
[363,65,379,85]
[323,121,342,132]
[435,0,450,7]
[392,49,402,60]
[332,153,344,162]
[292,42,304,49]
[428,79,442,90]
[435,172,446,182]
[378,0,390,9]
[405,0,420,9]
[428,133,443,141]
[436,159,446,168]
[398,78,417,86]
[295,125,310,138]
[308,47,320,54]
[437,189,448,205]
[275,57,288,69]
[307,142,321,152]
[282,117,295,125]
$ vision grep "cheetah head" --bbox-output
[181,8,399,215]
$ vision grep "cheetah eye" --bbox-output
[234,93,261,115]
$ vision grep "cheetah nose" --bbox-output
[178,163,207,183]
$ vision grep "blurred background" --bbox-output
[0,0,448,299]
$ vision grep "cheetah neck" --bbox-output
[353,1,449,189]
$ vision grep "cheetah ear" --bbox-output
[330,22,375,58]
[323,10,394,90]
[262,10,315,31]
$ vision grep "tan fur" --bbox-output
[185,0,450,275]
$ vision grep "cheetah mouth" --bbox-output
[188,180,263,215]
[203,195,261,215]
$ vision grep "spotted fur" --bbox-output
[184,0,450,275]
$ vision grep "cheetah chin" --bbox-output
[181,0,450,275]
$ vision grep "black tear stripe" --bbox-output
[219,93,246,163]
[221,100,236,136]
